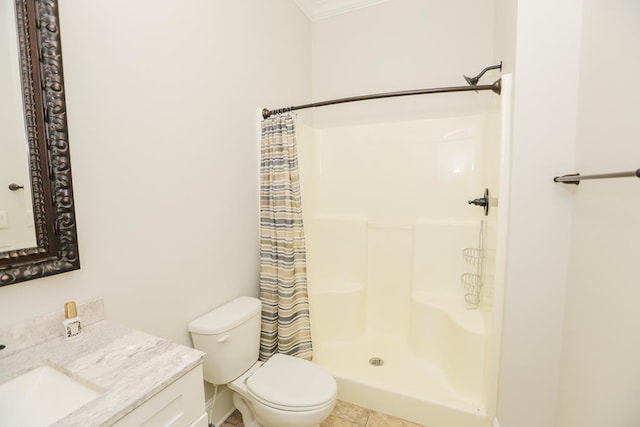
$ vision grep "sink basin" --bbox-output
[0,365,101,427]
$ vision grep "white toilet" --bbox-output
[188,296,337,427]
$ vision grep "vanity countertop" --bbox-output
[0,308,205,426]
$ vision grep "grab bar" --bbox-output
[553,168,640,185]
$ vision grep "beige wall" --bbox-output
[556,1,640,426]
[0,0,311,350]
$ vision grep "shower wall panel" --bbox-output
[414,220,478,296]
[308,116,487,222]
[306,217,367,342]
[366,224,413,337]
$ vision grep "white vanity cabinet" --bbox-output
[112,364,208,427]
[0,308,208,427]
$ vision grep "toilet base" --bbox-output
[233,393,261,427]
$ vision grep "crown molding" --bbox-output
[294,0,391,21]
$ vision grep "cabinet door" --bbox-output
[188,412,209,427]
[113,365,207,427]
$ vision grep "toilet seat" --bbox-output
[245,354,337,412]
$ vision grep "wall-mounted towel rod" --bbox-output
[553,168,640,185]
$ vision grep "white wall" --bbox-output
[556,1,640,426]
[0,0,311,351]
[6,1,636,426]
[311,0,496,126]
[493,0,583,426]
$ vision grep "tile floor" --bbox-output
[220,400,425,427]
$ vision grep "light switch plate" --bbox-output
[0,211,8,229]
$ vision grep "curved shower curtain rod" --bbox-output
[261,80,501,119]
[261,64,503,119]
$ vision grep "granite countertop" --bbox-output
[0,299,205,426]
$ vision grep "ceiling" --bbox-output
[294,0,392,21]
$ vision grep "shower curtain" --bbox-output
[259,114,313,361]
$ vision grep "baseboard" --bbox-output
[493,416,500,427]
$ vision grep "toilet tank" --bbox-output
[188,296,262,385]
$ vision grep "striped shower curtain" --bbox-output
[259,114,313,361]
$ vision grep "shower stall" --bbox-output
[296,76,512,427]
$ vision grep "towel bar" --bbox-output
[553,168,640,185]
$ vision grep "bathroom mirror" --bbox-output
[0,0,79,286]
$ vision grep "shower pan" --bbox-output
[299,76,512,427]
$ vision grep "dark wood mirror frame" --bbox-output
[0,0,79,286]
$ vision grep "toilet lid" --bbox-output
[246,354,336,411]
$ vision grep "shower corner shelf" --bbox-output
[462,248,484,265]
[460,272,482,308]
[460,222,485,310]
[460,272,482,288]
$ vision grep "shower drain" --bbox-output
[369,357,384,367]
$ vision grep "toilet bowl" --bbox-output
[188,296,337,427]
[229,355,336,427]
